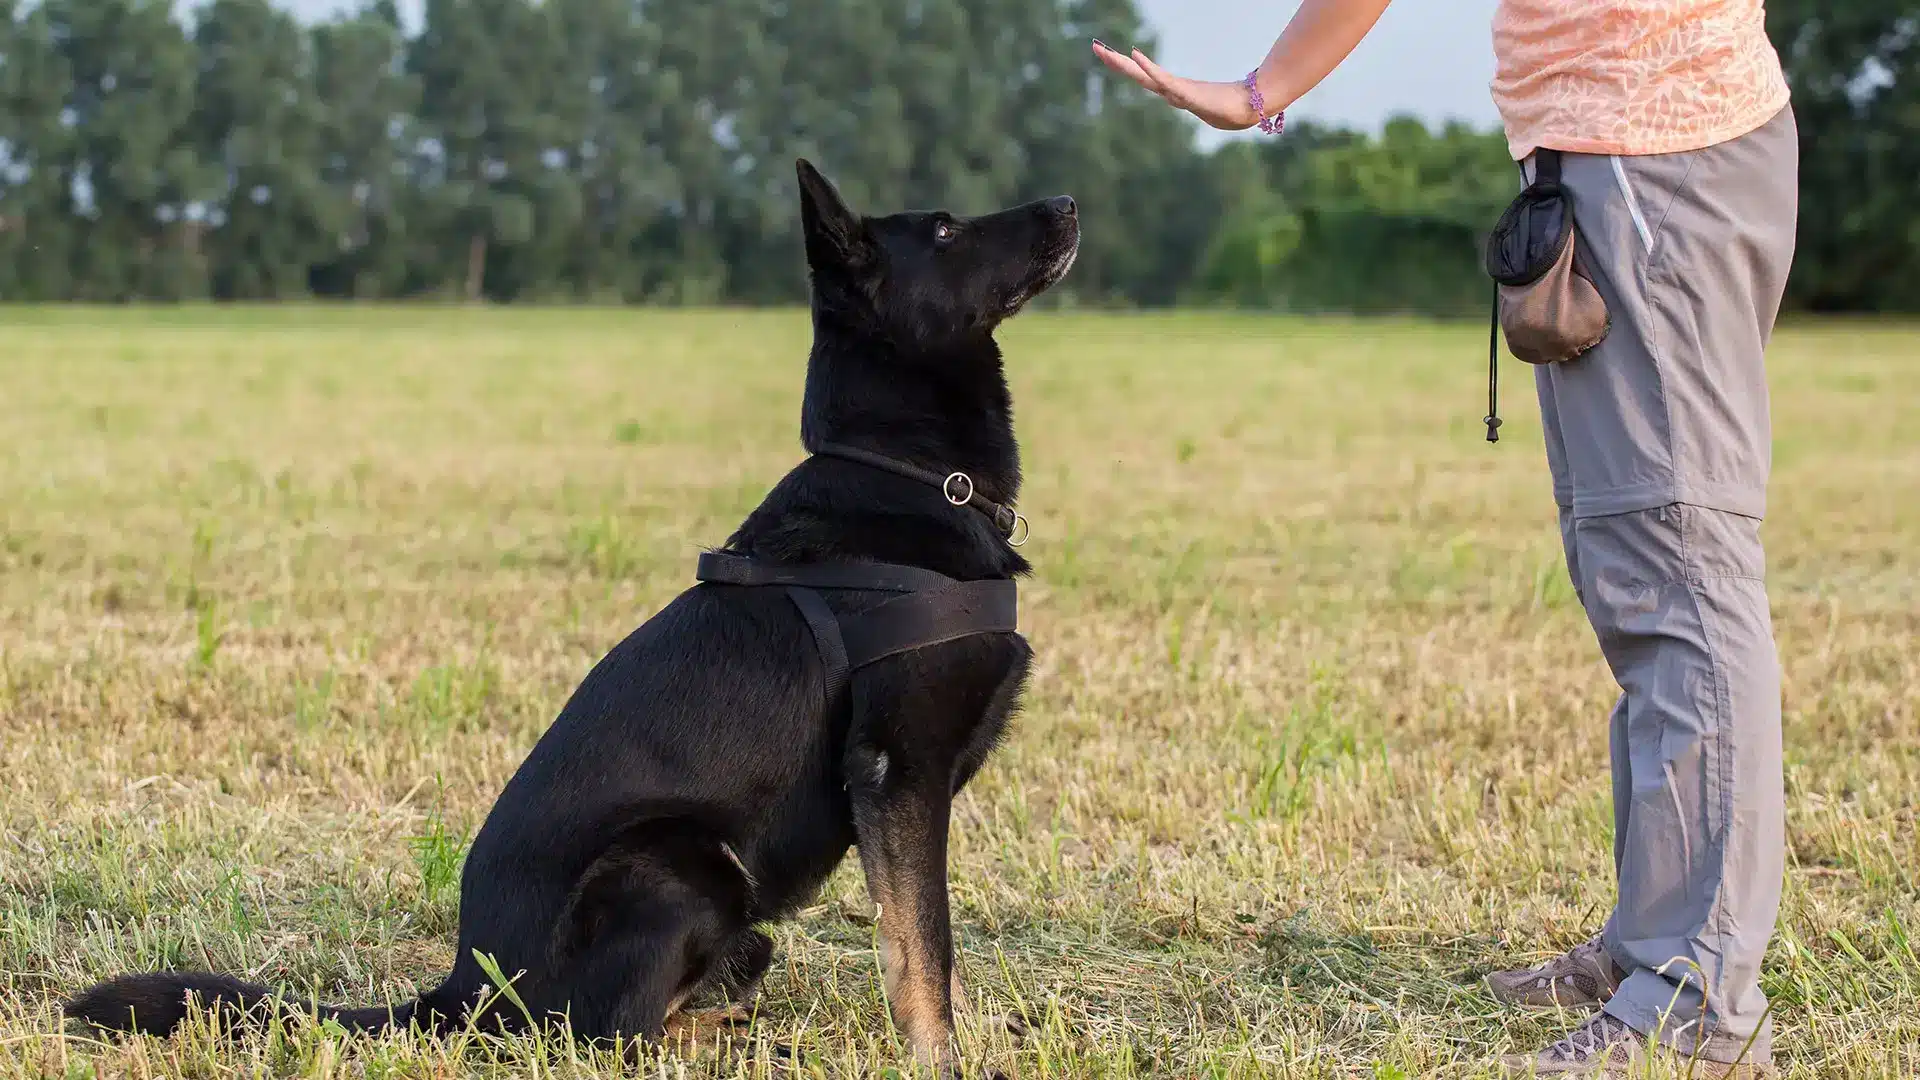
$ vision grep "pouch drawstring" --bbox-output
[1486,284,1502,443]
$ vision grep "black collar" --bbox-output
[813,442,1028,547]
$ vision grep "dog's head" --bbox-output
[795,159,1079,350]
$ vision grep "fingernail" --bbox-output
[1091,38,1106,49]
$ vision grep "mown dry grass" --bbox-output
[0,307,1915,1078]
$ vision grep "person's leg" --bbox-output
[1483,360,1634,1015]
[1576,503,1784,1063]
[1528,157,1639,961]
[1497,105,1797,1072]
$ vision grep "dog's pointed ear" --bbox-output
[796,159,870,271]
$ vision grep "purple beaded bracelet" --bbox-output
[1244,71,1285,135]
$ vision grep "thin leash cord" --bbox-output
[1485,284,1502,443]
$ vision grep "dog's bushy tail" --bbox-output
[65,971,419,1038]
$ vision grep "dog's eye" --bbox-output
[934,222,955,245]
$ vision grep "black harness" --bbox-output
[693,443,1025,713]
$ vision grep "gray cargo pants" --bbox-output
[1529,105,1798,1064]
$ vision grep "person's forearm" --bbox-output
[1253,0,1395,113]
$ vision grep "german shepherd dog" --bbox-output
[65,161,1079,1077]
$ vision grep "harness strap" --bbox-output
[840,578,1018,669]
[785,586,850,707]
[696,551,954,593]
[693,553,1020,708]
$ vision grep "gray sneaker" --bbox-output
[1494,1013,1773,1078]
[1485,935,1624,1011]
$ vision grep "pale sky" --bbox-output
[278,0,1505,137]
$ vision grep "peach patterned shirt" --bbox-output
[1490,0,1791,161]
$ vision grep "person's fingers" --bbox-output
[1133,49,1205,107]
[1093,47,1147,82]
[1131,49,1173,83]
[1093,41,1255,129]
[1128,48,1175,93]
[1092,41,1159,93]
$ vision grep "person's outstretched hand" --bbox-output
[1091,40,1259,131]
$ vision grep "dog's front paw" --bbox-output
[663,1004,752,1048]
[935,1066,1008,1080]
[978,1011,1028,1043]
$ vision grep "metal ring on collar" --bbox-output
[943,471,974,507]
[1006,513,1030,548]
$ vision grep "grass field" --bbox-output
[1,308,1915,1078]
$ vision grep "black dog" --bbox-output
[66,160,1079,1076]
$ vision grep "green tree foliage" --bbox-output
[0,0,1910,311]
[0,0,75,299]
[1191,119,1514,314]
[1767,1,1918,311]
[306,1,418,299]
[193,0,335,298]
[410,0,578,300]
[38,0,207,300]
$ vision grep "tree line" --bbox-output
[0,0,1912,312]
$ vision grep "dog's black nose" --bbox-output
[1046,195,1076,218]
